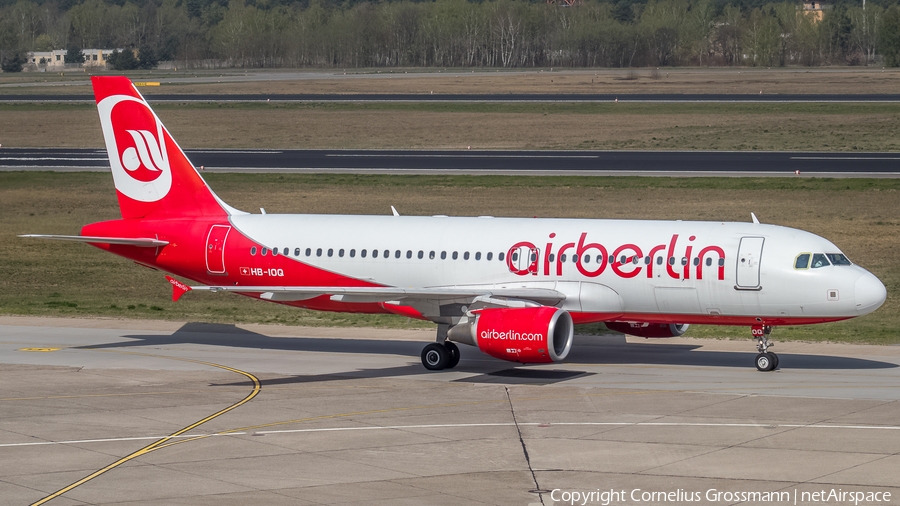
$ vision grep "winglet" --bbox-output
[166,275,191,301]
[751,212,760,224]
[391,206,400,217]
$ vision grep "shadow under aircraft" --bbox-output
[74,322,897,385]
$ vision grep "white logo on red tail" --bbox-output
[97,94,172,202]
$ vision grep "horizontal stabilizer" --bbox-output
[19,235,168,247]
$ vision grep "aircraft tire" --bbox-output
[422,343,449,370]
[768,352,779,370]
[445,342,460,369]
[755,353,774,372]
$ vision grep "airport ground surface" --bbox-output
[2,317,900,505]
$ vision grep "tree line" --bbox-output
[3,0,900,71]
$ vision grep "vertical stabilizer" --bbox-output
[93,76,229,219]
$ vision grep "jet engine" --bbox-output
[604,322,690,338]
[448,306,574,363]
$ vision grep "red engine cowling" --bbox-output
[469,307,574,363]
[605,322,690,338]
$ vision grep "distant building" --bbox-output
[26,49,120,70]
[801,1,830,22]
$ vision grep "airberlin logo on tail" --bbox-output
[97,94,172,202]
[121,129,166,174]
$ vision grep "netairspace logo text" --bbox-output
[549,488,892,506]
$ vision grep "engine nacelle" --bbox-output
[605,322,690,338]
[449,307,574,363]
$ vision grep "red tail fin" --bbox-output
[93,76,228,219]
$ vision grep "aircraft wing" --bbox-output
[189,284,566,306]
[19,235,169,247]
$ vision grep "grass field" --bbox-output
[2,172,897,344]
[3,101,900,151]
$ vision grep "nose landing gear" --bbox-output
[752,325,778,371]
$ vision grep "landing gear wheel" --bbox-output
[422,343,449,370]
[444,341,461,369]
[767,352,779,370]
[755,353,775,372]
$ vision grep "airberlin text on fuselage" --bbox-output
[507,233,726,281]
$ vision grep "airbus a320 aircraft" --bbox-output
[23,76,886,372]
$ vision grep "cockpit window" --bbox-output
[826,253,852,266]
[794,253,810,269]
[811,253,830,268]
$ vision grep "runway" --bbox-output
[4,93,900,103]
[2,148,899,177]
[2,317,899,505]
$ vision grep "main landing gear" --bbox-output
[421,341,460,371]
[752,324,779,372]
[421,324,461,371]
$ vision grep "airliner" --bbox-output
[22,76,887,372]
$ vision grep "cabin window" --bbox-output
[718,258,725,266]
[706,257,713,267]
[350,249,356,258]
[316,248,322,257]
[795,253,810,269]
[498,252,505,261]
[584,255,590,263]
[262,247,268,256]
[250,247,257,256]
[827,253,851,266]
[384,250,389,258]
[681,257,688,266]
[429,251,435,259]
[272,248,278,256]
[305,248,311,256]
[487,252,493,261]
[572,254,578,263]
[644,256,651,264]
[464,252,470,260]
[511,252,518,261]
[811,253,830,268]
[475,252,481,260]
[620,255,626,264]
[338,249,345,257]
[560,254,567,262]
[395,250,401,259]
[294,248,301,256]
[549,254,555,262]
[406,250,412,259]
[693,258,700,266]
[361,249,367,258]
[598,255,604,264]
[418,251,424,259]
[441,251,447,259]
[283,248,289,256]
[327,248,333,257]
[657,257,663,265]
[452,251,459,260]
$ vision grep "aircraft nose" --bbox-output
[855,271,887,315]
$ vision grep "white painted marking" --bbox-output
[790,157,900,160]
[328,154,598,159]
[5,422,898,449]
[0,157,107,161]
